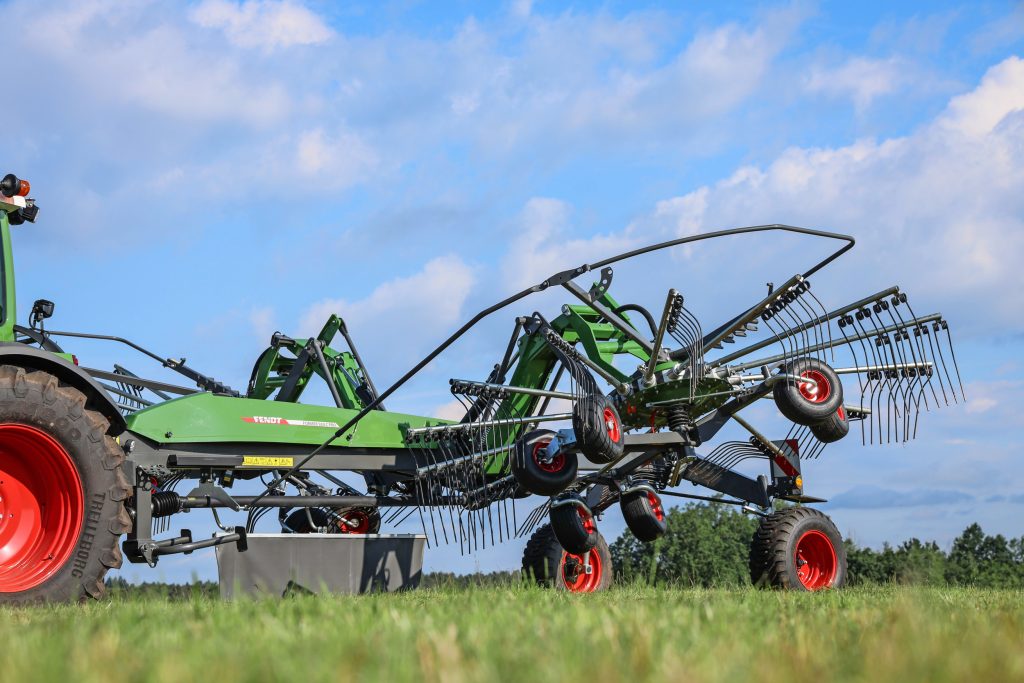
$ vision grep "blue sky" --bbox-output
[3,0,1022,582]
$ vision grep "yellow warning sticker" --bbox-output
[242,456,295,467]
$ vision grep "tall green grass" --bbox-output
[2,585,1022,683]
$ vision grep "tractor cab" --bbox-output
[0,172,39,346]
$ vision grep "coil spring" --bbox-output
[666,405,691,433]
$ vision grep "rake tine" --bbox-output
[804,286,836,362]
[933,320,962,404]
[940,320,965,401]
[789,292,822,363]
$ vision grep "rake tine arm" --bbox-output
[643,289,680,386]
[702,274,805,351]
[709,286,900,368]
[730,313,944,373]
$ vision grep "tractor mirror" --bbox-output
[30,299,54,327]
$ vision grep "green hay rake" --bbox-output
[0,174,961,601]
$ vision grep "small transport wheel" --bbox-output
[811,406,850,443]
[749,507,847,591]
[0,367,131,604]
[573,394,624,464]
[511,429,577,497]
[283,506,382,534]
[549,497,598,554]
[773,358,843,426]
[522,523,613,593]
[620,488,667,542]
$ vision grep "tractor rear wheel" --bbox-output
[0,366,131,604]
[522,523,613,593]
[749,507,847,591]
[621,488,667,542]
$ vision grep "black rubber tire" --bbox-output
[621,489,667,542]
[282,508,329,533]
[773,358,843,426]
[573,394,625,464]
[511,429,577,497]
[0,367,131,604]
[549,498,598,554]
[282,507,382,534]
[810,406,850,443]
[522,524,613,592]
[749,507,847,591]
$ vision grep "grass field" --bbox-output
[2,585,1022,683]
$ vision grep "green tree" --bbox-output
[945,523,1022,587]
[892,539,946,585]
[611,502,758,586]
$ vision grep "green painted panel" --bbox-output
[125,393,452,448]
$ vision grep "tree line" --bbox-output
[611,502,1024,588]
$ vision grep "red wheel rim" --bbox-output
[560,548,603,592]
[0,424,83,593]
[532,440,565,474]
[798,370,831,403]
[795,530,838,590]
[602,407,621,443]
[647,491,664,522]
[336,509,372,534]
[577,506,596,535]
[836,405,846,421]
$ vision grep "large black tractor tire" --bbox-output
[511,429,577,497]
[810,406,850,443]
[522,523,613,593]
[573,394,625,464]
[549,498,599,554]
[283,506,382,534]
[0,367,131,604]
[621,489,667,542]
[749,507,847,591]
[773,358,843,426]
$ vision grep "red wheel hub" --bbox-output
[795,530,838,590]
[647,491,665,522]
[532,440,565,474]
[603,407,621,443]
[336,509,372,534]
[578,506,596,535]
[0,424,83,593]
[560,547,603,592]
[798,370,831,403]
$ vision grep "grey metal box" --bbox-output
[215,534,426,598]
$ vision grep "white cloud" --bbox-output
[299,255,477,364]
[940,56,1024,136]
[248,306,277,345]
[511,0,533,20]
[295,127,379,188]
[189,0,333,50]
[14,0,291,126]
[805,56,906,110]
[431,398,470,421]
[632,56,1024,333]
[501,198,639,290]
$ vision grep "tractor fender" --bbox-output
[0,344,127,435]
